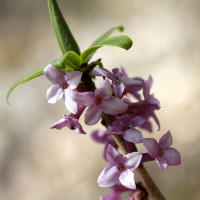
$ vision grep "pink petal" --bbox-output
[123,129,143,143]
[91,130,107,143]
[106,145,125,165]
[44,64,66,85]
[159,131,173,149]
[121,77,143,86]
[92,67,115,80]
[119,169,136,189]
[155,156,168,170]
[124,152,142,171]
[142,138,159,158]
[143,75,153,100]
[112,80,125,98]
[95,80,112,100]
[46,85,63,104]
[129,116,146,127]
[71,91,95,106]
[98,165,120,187]
[64,89,78,114]
[50,118,67,130]
[65,71,82,90]
[163,148,181,166]
[84,105,102,125]
[101,97,128,115]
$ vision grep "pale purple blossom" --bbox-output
[71,79,128,125]
[142,131,181,170]
[92,67,143,98]
[50,114,86,134]
[98,144,142,189]
[128,75,161,131]
[107,116,145,144]
[44,64,82,114]
[100,184,141,200]
[91,129,115,159]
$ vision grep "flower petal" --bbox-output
[143,75,153,100]
[71,91,95,106]
[98,165,120,187]
[119,169,136,189]
[95,80,113,100]
[106,144,125,165]
[84,105,102,125]
[142,138,159,158]
[124,152,142,171]
[112,80,125,98]
[50,117,68,130]
[163,148,181,166]
[159,131,173,149]
[101,97,128,115]
[46,85,63,104]
[44,64,66,85]
[123,129,143,143]
[155,156,168,170]
[101,192,121,200]
[129,116,146,127]
[91,130,107,143]
[65,71,82,90]
[64,89,78,114]
[92,67,115,80]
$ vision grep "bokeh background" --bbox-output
[1,0,200,199]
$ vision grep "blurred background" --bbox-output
[0,0,200,199]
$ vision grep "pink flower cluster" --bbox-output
[44,64,181,197]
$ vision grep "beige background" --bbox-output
[0,0,200,199]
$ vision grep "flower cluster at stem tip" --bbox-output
[44,63,181,198]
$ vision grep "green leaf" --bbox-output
[51,51,82,70]
[90,25,124,47]
[48,0,80,55]
[7,67,44,104]
[81,35,133,63]
[86,25,124,62]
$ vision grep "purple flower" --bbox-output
[100,184,142,200]
[143,75,160,108]
[50,114,86,134]
[44,64,82,114]
[92,67,143,98]
[142,131,181,170]
[98,144,142,189]
[91,129,115,159]
[107,116,145,144]
[128,75,161,131]
[71,79,128,125]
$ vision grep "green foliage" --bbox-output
[7,67,44,104]
[80,35,133,63]
[47,0,80,55]
[7,1,133,104]
[51,51,82,70]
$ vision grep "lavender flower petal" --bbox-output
[46,85,63,104]
[98,165,121,187]
[85,105,102,125]
[101,97,128,115]
[119,169,135,189]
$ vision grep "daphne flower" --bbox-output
[142,131,181,170]
[91,129,115,159]
[71,79,128,125]
[44,64,82,114]
[107,116,145,144]
[92,67,143,98]
[50,114,86,134]
[98,145,142,189]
